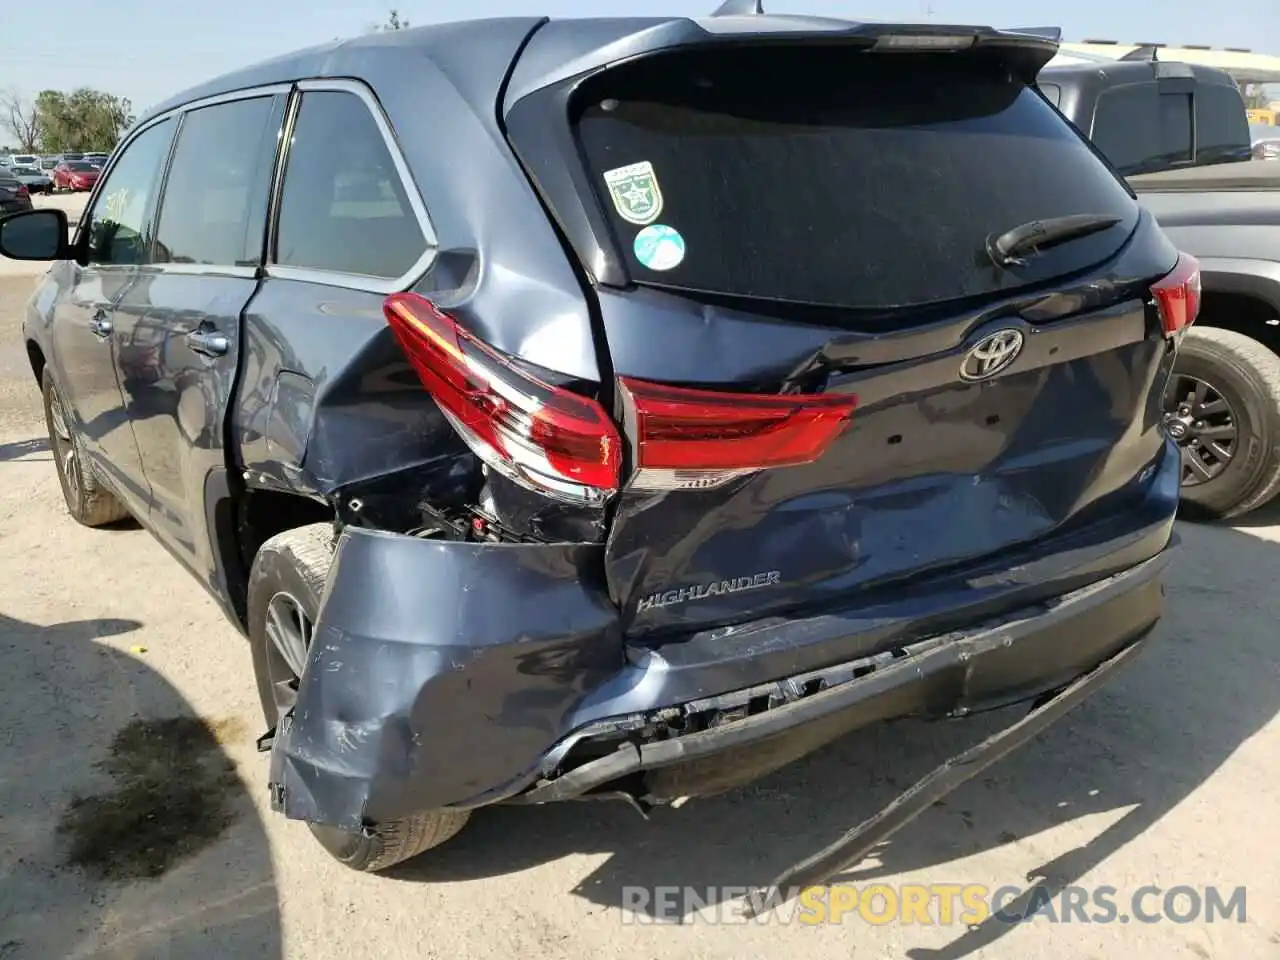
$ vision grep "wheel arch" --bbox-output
[26,339,45,385]
[205,474,334,633]
[1195,259,1280,356]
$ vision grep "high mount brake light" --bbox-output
[617,376,858,491]
[1151,253,1201,339]
[383,293,621,504]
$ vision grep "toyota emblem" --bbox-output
[960,329,1025,382]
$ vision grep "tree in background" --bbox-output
[35,88,134,153]
[373,9,408,30]
[1,88,41,152]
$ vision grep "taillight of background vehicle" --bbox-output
[15,184,28,198]
[616,377,858,491]
[1151,253,1202,339]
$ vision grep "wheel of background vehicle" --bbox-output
[41,368,130,526]
[247,523,471,872]
[1166,327,1280,520]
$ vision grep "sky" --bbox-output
[1,0,1277,116]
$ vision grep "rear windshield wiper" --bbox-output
[985,213,1124,269]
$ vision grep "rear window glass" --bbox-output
[574,47,1137,309]
[1158,93,1193,164]
[1195,84,1250,164]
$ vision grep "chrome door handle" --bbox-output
[88,312,112,337]
[186,329,229,358]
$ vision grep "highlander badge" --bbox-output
[636,570,782,613]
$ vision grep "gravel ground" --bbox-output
[0,205,1276,958]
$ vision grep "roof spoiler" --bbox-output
[1005,26,1063,44]
[711,0,763,15]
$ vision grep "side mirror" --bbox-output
[0,208,69,261]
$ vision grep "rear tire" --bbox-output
[247,523,471,872]
[1170,327,1280,520]
[41,368,130,527]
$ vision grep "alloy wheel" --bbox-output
[47,384,83,502]
[1163,374,1238,486]
[262,591,312,720]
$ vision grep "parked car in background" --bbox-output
[83,152,109,166]
[59,152,84,162]
[40,157,58,172]
[1251,124,1280,161]
[8,165,54,195]
[7,154,40,169]
[52,161,101,192]
[1,15,1187,884]
[1040,54,1280,520]
[0,170,32,215]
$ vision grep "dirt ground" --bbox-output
[0,198,1276,958]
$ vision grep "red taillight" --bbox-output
[617,376,858,490]
[15,184,28,197]
[383,292,622,502]
[1151,253,1201,339]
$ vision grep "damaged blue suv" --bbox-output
[2,8,1194,896]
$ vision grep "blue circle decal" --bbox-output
[633,224,686,271]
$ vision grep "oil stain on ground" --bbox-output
[56,715,245,881]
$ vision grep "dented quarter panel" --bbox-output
[228,19,607,498]
[269,528,623,827]
[235,283,467,495]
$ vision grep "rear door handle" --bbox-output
[88,311,112,338]
[186,329,229,358]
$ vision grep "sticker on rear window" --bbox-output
[603,161,664,225]
[633,224,685,271]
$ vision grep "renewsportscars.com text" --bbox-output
[620,883,1248,926]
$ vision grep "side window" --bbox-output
[1090,84,1160,176]
[154,97,281,266]
[1158,92,1193,165]
[1195,84,1251,164]
[274,90,427,279]
[84,119,175,267]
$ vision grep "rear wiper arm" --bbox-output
[985,213,1123,269]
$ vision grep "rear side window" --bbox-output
[274,90,426,279]
[574,48,1137,310]
[154,96,281,266]
[1090,84,1162,175]
[1195,84,1251,164]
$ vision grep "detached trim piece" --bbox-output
[741,632,1151,917]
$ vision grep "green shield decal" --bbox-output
[602,161,664,226]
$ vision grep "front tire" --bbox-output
[1168,327,1280,520]
[247,523,471,872]
[41,368,130,526]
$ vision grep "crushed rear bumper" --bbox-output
[267,486,1176,831]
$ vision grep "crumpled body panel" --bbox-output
[269,529,622,829]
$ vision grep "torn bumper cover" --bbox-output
[269,525,1174,831]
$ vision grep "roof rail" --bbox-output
[1120,44,1160,62]
[711,0,763,15]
